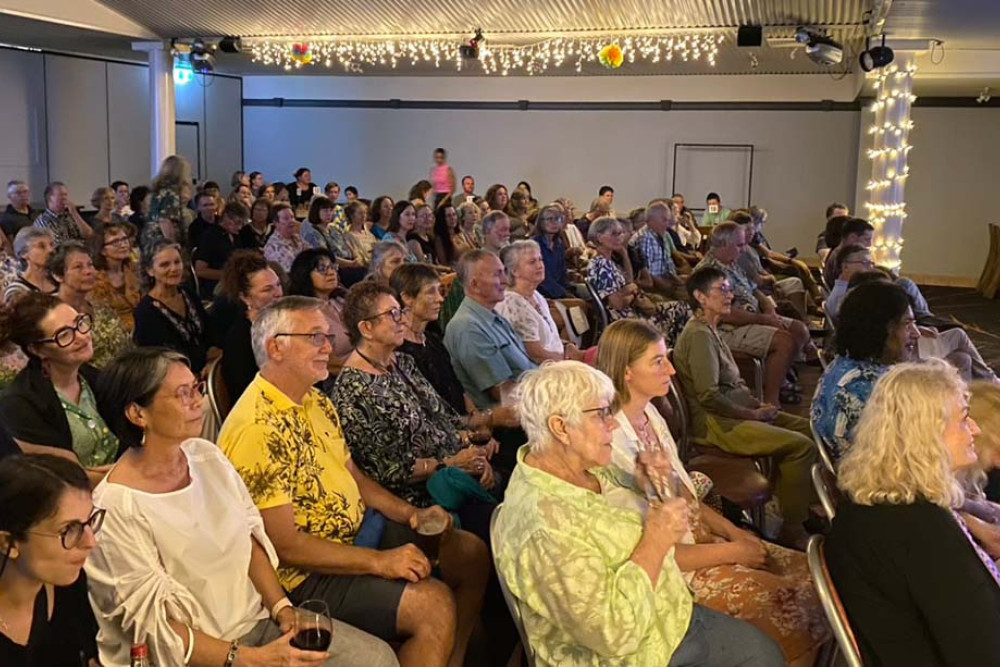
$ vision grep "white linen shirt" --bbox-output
[86,438,278,666]
[495,290,564,356]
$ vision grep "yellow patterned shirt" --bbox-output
[494,446,694,666]
[219,374,366,591]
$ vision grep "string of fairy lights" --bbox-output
[864,58,917,271]
[247,33,725,75]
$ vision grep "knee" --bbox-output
[399,579,457,636]
[769,331,796,356]
[788,320,809,345]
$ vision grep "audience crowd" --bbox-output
[2,150,999,667]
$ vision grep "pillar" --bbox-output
[133,41,176,178]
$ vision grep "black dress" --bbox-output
[0,576,99,666]
[398,328,466,415]
[132,288,214,373]
[826,498,1000,666]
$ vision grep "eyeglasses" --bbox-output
[26,508,106,549]
[363,307,407,324]
[313,263,337,274]
[710,283,734,295]
[275,332,337,347]
[36,313,93,348]
[103,236,130,247]
[174,380,207,405]
[582,406,615,421]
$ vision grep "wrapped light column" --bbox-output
[864,53,917,272]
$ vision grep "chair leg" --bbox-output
[753,357,765,403]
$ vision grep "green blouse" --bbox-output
[494,446,693,666]
[57,377,118,467]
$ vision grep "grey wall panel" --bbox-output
[0,49,47,203]
[107,62,152,184]
[174,78,206,185]
[44,54,109,201]
[204,75,242,187]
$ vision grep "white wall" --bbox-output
[244,75,861,256]
[0,47,242,206]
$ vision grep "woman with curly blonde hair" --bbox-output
[956,381,1000,556]
[826,360,1000,666]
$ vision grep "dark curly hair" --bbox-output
[217,249,270,302]
[835,281,911,361]
[0,292,63,353]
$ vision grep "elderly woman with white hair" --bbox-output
[493,361,783,666]
[586,216,691,347]
[453,201,480,256]
[4,226,57,303]
[826,359,1000,666]
[368,240,408,286]
[495,240,585,364]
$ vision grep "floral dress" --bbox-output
[87,301,133,369]
[329,352,470,507]
[90,268,141,333]
[142,188,187,251]
[587,254,691,347]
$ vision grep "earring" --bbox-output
[140,428,147,447]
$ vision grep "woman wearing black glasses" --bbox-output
[0,454,103,666]
[0,293,119,482]
[86,346,394,667]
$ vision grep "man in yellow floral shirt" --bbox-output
[220,296,489,667]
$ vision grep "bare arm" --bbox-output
[67,204,94,238]
[523,340,565,364]
[486,379,518,404]
[194,260,223,282]
[348,458,416,525]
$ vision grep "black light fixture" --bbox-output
[218,36,242,54]
[860,34,894,72]
[459,28,484,59]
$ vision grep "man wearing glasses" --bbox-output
[220,296,488,667]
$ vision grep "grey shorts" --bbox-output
[718,322,783,358]
[288,521,419,641]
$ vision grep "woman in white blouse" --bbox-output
[85,347,398,667]
[496,240,585,364]
[596,319,830,666]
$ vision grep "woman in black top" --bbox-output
[217,250,284,403]
[0,454,102,666]
[826,359,1000,666]
[133,240,215,374]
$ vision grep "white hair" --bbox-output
[514,361,616,454]
[499,239,540,286]
[586,215,620,244]
[250,296,324,368]
[481,210,509,235]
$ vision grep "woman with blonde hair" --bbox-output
[493,360,783,666]
[957,381,1000,555]
[597,319,829,665]
[826,360,1000,666]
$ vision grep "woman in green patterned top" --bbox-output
[0,293,118,481]
[493,361,783,666]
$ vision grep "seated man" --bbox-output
[480,210,511,254]
[824,244,874,322]
[730,210,809,317]
[194,201,246,300]
[675,266,817,548]
[34,181,92,244]
[220,296,489,667]
[816,202,850,261]
[1,180,38,240]
[694,222,812,406]
[699,191,731,227]
[629,201,686,299]
[444,249,537,409]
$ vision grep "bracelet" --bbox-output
[270,597,292,621]
[183,625,194,665]
[224,640,240,667]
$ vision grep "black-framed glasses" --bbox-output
[174,380,207,405]
[103,236,131,247]
[27,508,106,549]
[363,307,406,324]
[275,332,337,347]
[313,262,338,274]
[36,313,93,348]
[582,406,615,421]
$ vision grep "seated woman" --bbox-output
[217,250,284,403]
[673,267,816,549]
[407,203,436,263]
[4,227,56,304]
[344,201,376,270]
[303,196,364,273]
[240,197,274,250]
[386,201,420,263]
[955,381,1000,555]
[0,293,118,477]
[826,360,1000,665]
[133,240,216,374]
[495,241,585,364]
[86,347,396,666]
[331,282,500,537]
[453,202,480,257]
[49,242,131,369]
[87,186,124,229]
[597,319,829,665]
[494,360,783,666]
[586,216,691,348]
[0,454,101,666]
[368,240,407,286]
[288,248,353,376]
[504,190,531,240]
[88,223,141,333]
[368,195,394,240]
[533,203,576,300]
[432,203,461,267]
[811,280,919,462]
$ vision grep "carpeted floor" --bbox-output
[786,285,1000,419]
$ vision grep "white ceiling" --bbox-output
[1,0,998,92]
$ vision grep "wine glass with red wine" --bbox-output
[292,599,333,652]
